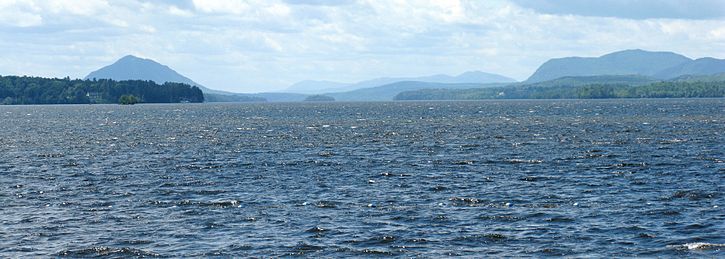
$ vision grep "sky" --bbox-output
[0,0,724,93]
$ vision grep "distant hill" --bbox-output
[249,92,308,102]
[395,79,725,101]
[287,70,516,94]
[204,94,265,102]
[87,55,209,92]
[655,58,725,78]
[454,71,517,83]
[520,75,657,88]
[304,95,335,102]
[670,72,725,82]
[285,80,352,94]
[325,75,657,101]
[85,55,265,102]
[527,49,725,83]
[326,81,507,101]
[392,75,655,100]
[527,49,691,82]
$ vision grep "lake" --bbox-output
[0,99,723,257]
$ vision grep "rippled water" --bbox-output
[1,99,723,257]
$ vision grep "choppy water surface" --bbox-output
[0,99,723,257]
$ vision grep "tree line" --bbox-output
[394,81,725,100]
[0,75,204,105]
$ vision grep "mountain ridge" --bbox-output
[83,49,725,102]
[526,49,725,82]
[526,49,691,82]
[654,57,725,78]
[286,70,516,94]
[326,81,508,101]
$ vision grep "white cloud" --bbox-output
[0,0,43,27]
[168,5,193,17]
[265,3,291,16]
[0,11,43,27]
[510,0,725,20]
[708,27,725,40]
[192,0,251,14]
[46,0,110,16]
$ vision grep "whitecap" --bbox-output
[668,242,725,250]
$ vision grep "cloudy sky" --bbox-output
[1,0,724,92]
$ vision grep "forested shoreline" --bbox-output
[394,81,725,100]
[0,75,204,105]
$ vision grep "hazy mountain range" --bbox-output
[326,81,509,101]
[82,49,725,102]
[286,71,516,94]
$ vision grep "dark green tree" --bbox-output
[0,75,204,105]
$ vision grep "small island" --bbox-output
[119,95,140,105]
[304,95,335,102]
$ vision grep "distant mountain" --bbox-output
[394,80,725,100]
[87,55,206,92]
[527,49,692,82]
[204,94,265,102]
[453,71,517,83]
[304,95,335,102]
[287,71,516,94]
[521,75,657,88]
[326,81,507,101]
[395,73,725,101]
[655,58,725,78]
[393,75,660,101]
[85,55,265,102]
[670,72,725,82]
[285,80,352,94]
[249,92,308,102]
